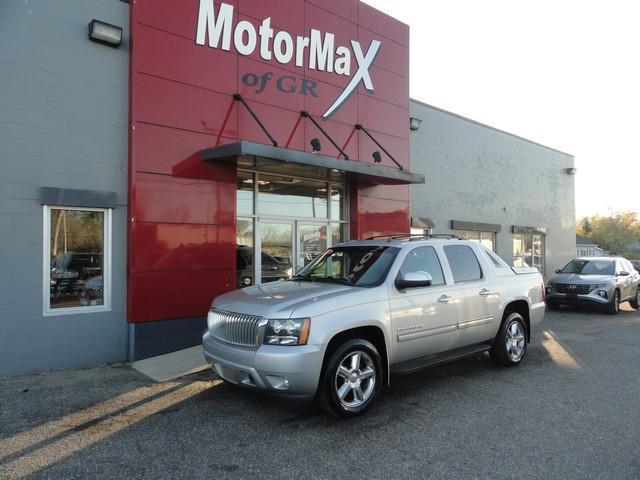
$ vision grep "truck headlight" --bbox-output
[264,318,310,345]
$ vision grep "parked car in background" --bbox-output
[546,257,640,314]
[631,260,640,273]
[203,236,545,416]
[237,246,293,287]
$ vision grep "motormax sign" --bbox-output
[128,0,411,325]
[195,1,381,118]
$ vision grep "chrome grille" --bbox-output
[208,309,263,348]
[554,283,592,295]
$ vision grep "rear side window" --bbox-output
[399,246,445,286]
[444,245,482,282]
[484,250,502,267]
[484,249,509,269]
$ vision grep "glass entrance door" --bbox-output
[259,221,294,284]
[258,221,329,283]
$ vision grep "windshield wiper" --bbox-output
[312,277,354,286]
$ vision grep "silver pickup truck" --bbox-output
[203,236,545,416]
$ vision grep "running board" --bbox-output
[390,340,494,375]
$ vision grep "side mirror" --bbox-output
[555,269,562,274]
[617,271,630,277]
[396,271,432,290]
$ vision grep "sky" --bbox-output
[362,0,640,219]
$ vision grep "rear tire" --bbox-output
[608,290,620,315]
[317,339,382,417]
[490,312,528,366]
[629,287,640,310]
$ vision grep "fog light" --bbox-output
[88,19,123,48]
[545,287,551,294]
[266,375,290,390]
[598,290,607,298]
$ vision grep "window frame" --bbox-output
[42,205,112,316]
[512,232,545,273]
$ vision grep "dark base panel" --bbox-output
[130,316,206,361]
[390,340,494,375]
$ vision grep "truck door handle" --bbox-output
[437,295,452,303]
[479,288,492,296]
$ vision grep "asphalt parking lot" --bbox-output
[1,305,639,480]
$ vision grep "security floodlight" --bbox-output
[372,151,382,163]
[88,19,123,48]
[409,117,422,131]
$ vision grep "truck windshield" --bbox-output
[292,246,400,287]
[561,259,614,275]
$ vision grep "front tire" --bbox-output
[317,339,382,417]
[490,312,528,366]
[629,287,640,310]
[608,290,620,315]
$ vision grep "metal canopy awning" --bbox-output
[200,141,425,185]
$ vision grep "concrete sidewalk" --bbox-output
[131,346,208,382]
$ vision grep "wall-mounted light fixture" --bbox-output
[372,151,382,163]
[566,167,577,175]
[88,19,123,48]
[409,117,422,131]
[310,138,321,153]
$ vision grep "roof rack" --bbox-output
[409,234,462,241]
[364,233,462,241]
[364,233,410,240]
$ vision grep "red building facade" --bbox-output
[128,0,417,358]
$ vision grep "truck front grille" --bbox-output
[554,283,592,295]
[208,309,263,348]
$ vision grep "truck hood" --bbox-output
[550,274,613,285]
[212,280,356,318]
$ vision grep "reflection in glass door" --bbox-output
[260,222,294,284]
[297,224,327,272]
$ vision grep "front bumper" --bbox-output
[545,288,611,307]
[202,330,323,401]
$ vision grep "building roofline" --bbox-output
[410,98,574,158]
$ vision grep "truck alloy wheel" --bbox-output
[334,350,376,409]
[504,320,526,363]
[318,339,382,416]
[490,312,527,366]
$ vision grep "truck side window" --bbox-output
[484,249,509,269]
[399,246,445,286]
[444,245,482,282]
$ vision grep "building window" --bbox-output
[513,233,544,273]
[43,206,111,315]
[452,230,496,251]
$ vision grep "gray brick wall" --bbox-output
[0,0,129,375]
[410,100,576,277]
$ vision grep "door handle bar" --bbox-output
[479,289,493,296]
[437,295,452,303]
